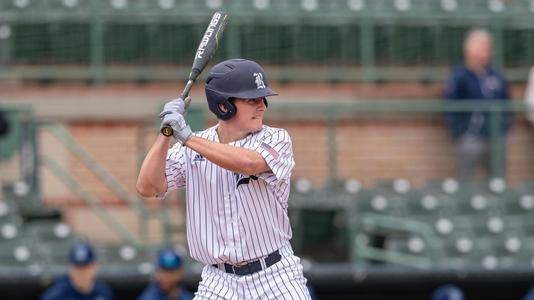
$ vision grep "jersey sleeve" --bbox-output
[246,128,295,183]
[165,143,187,191]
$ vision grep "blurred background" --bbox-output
[1,0,534,299]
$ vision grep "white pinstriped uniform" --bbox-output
[165,124,311,300]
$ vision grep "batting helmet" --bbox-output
[205,58,277,120]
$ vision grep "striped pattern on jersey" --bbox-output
[165,125,295,265]
[194,243,311,300]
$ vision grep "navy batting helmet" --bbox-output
[205,58,277,120]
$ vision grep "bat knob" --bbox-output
[161,126,174,137]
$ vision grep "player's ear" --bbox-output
[218,103,228,113]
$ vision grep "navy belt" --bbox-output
[213,250,281,276]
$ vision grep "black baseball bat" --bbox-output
[161,11,229,137]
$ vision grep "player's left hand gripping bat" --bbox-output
[161,11,229,137]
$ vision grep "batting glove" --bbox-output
[159,97,192,143]
[159,96,192,118]
[160,111,192,144]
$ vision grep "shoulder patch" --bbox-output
[260,142,280,159]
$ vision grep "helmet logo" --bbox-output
[253,72,266,89]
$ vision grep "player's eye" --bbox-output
[246,98,261,104]
[246,98,263,104]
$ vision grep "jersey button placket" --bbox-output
[229,190,243,260]
[231,191,242,258]
[223,193,234,249]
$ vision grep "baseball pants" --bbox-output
[194,244,312,300]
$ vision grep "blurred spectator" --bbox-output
[137,247,193,300]
[525,66,534,127]
[0,109,9,137]
[522,286,534,300]
[41,241,113,300]
[432,284,466,300]
[307,282,318,300]
[443,28,512,183]
[0,108,8,200]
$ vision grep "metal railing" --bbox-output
[351,213,439,269]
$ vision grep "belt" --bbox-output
[212,250,281,276]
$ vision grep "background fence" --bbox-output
[1,0,534,82]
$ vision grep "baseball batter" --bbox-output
[137,58,311,300]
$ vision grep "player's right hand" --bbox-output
[159,96,191,119]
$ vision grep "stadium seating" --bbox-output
[288,177,534,272]
[10,177,534,285]
[0,237,44,276]
[39,239,75,273]
[23,220,74,243]
[97,244,155,275]
[0,211,23,242]
[289,178,359,261]
[3,174,534,275]
[0,199,19,221]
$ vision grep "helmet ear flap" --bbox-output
[206,88,237,120]
[218,101,236,120]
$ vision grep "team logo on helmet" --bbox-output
[253,72,266,89]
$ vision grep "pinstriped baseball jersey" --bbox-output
[165,124,295,266]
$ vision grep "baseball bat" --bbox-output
[161,11,229,137]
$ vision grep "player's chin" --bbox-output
[249,119,263,131]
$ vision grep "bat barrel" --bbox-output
[161,11,228,137]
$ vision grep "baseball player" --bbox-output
[137,58,311,299]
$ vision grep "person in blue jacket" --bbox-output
[41,241,114,300]
[138,247,193,300]
[443,28,512,183]
[522,285,534,300]
[432,284,466,300]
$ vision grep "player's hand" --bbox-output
[159,96,192,119]
[159,110,192,144]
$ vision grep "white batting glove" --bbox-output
[159,96,192,118]
[159,97,193,143]
[160,111,192,144]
